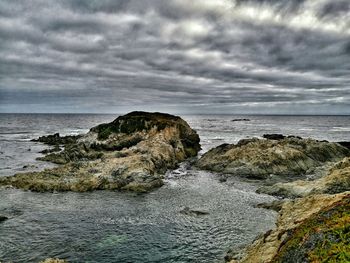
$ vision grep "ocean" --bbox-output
[0,114,349,263]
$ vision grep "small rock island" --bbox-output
[0,111,200,192]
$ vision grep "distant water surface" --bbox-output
[0,114,349,263]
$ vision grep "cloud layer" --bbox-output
[0,0,349,114]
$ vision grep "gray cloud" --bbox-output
[0,0,349,114]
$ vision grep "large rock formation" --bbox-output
[0,112,200,192]
[217,136,350,263]
[227,192,350,263]
[197,136,350,179]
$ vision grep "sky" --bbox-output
[0,0,349,114]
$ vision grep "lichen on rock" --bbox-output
[0,112,200,193]
[228,192,350,263]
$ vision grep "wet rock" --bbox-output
[231,118,250,122]
[219,175,228,183]
[180,207,209,216]
[1,112,201,193]
[39,145,61,154]
[0,215,8,222]
[338,141,350,150]
[197,136,350,180]
[262,134,285,140]
[32,133,82,145]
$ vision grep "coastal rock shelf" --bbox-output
[197,136,350,179]
[211,135,350,263]
[0,112,200,192]
[258,157,350,198]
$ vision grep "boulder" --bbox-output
[0,112,201,193]
[197,137,350,180]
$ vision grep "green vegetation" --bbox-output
[273,197,350,263]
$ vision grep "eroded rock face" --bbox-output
[0,112,200,193]
[257,157,350,198]
[228,192,350,263]
[197,137,350,179]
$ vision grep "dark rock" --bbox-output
[231,118,250,122]
[263,134,285,140]
[219,176,227,183]
[32,133,82,145]
[180,207,209,216]
[39,145,61,154]
[0,215,8,222]
[337,141,350,150]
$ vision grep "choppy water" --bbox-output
[0,114,350,263]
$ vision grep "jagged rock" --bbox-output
[32,133,82,145]
[39,145,61,154]
[0,112,200,193]
[180,207,209,216]
[257,157,350,198]
[197,137,350,180]
[228,192,350,263]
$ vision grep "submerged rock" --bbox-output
[180,207,209,216]
[197,137,350,180]
[39,259,68,263]
[0,215,8,222]
[228,192,350,263]
[231,118,250,122]
[0,112,201,193]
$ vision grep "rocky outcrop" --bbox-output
[219,137,350,263]
[257,157,350,198]
[0,112,200,193]
[197,137,350,179]
[227,192,350,263]
[32,133,82,145]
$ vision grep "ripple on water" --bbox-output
[0,170,277,263]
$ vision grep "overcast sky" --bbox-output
[0,0,349,114]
